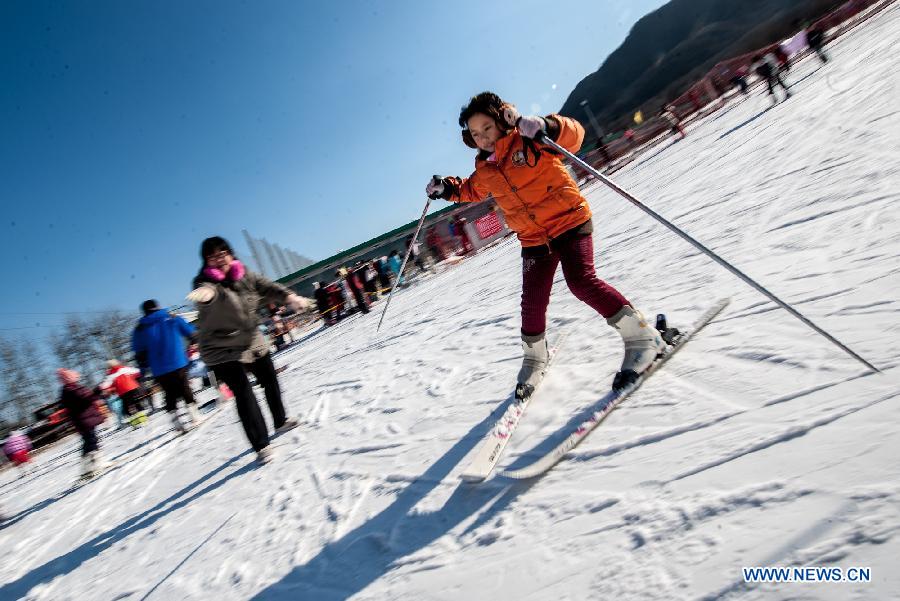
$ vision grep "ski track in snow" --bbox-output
[2,7,900,600]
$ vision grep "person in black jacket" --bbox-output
[57,368,108,478]
[374,257,392,292]
[313,282,334,324]
[752,53,791,102]
[187,236,305,463]
[806,25,829,63]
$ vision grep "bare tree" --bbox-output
[49,310,139,386]
[89,310,136,364]
[21,338,57,408]
[50,315,103,385]
[0,310,139,428]
[0,336,54,426]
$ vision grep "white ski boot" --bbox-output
[79,451,109,480]
[275,416,300,434]
[170,411,188,434]
[607,305,667,390]
[256,446,274,465]
[516,332,549,400]
[187,403,202,426]
[79,454,95,480]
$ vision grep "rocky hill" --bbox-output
[560,0,847,135]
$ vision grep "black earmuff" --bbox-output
[461,129,478,148]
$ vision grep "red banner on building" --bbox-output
[474,212,502,239]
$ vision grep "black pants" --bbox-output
[212,353,286,452]
[155,367,196,412]
[80,427,99,456]
[119,389,144,416]
[766,74,789,95]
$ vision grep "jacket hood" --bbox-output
[138,308,171,327]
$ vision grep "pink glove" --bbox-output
[516,115,546,139]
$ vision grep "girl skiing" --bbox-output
[187,236,305,463]
[426,92,664,395]
[57,369,108,478]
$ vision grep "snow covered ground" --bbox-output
[2,7,899,600]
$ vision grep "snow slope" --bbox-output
[2,7,899,600]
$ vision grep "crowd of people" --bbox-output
[1,222,485,480]
[0,235,314,478]
[310,224,477,326]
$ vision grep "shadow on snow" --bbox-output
[250,395,539,601]
[0,450,255,599]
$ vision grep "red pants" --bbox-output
[10,449,30,465]
[520,233,629,335]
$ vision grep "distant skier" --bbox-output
[595,137,612,166]
[661,105,686,140]
[374,257,392,292]
[773,45,791,73]
[100,360,147,427]
[425,226,448,262]
[806,24,829,64]
[187,236,305,464]
[326,280,345,321]
[313,282,334,324]
[387,250,403,284]
[335,267,358,311]
[450,215,474,255]
[360,261,379,301]
[752,52,792,102]
[57,369,108,479]
[132,299,202,432]
[3,430,32,468]
[338,267,369,314]
[406,234,428,272]
[426,92,665,394]
[731,65,750,95]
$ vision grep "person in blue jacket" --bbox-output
[387,250,404,285]
[132,299,201,432]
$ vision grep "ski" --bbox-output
[501,298,730,480]
[460,330,572,482]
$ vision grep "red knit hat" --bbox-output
[56,368,80,385]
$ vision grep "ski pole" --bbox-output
[376,195,433,332]
[535,131,879,373]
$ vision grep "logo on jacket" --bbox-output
[512,150,527,166]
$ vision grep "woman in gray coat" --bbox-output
[188,236,306,463]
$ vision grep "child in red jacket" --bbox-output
[100,360,147,426]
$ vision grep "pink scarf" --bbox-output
[203,260,246,282]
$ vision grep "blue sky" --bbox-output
[0,0,667,335]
